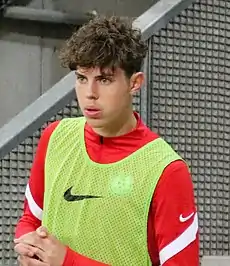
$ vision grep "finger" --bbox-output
[33,247,47,262]
[36,226,48,238]
[14,234,45,251]
[14,232,37,244]
[14,243,34,257]
[14,237,30,244]
[18,255,48,266]
[27,257,48,266]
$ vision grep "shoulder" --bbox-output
[38,121,61,148]
[40,117,84,142]
[154,159,194,202]
[42,121,60,137]
[164,159,189,173]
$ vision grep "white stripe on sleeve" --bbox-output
[25,184,43,221]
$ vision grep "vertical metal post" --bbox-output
[140,38,152,126]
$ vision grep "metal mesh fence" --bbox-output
[0,0,230,264]
[148,0,230,257]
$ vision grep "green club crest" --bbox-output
[109,174,133,196]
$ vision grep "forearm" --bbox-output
[15,200,41,239]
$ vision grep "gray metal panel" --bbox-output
[0,20,71,127]
[202,256,230,266]
[7,0,159,17]
[0,30,41,126]
[41,39,69,94]
[26,0,43,9]
[4,7,92,24]
[148,0,230,256]
[43,0,55,9]
[53,0,159,18]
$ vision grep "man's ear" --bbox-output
[129,72,145,95]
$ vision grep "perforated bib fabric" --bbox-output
[42,117,182,265]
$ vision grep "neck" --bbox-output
[92,112,137,137]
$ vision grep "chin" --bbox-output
[85,117,105,128]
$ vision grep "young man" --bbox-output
[14,16,199,266]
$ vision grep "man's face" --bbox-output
[75,67,143,129]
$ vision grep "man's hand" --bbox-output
[14,226,67,266]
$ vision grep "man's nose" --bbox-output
[86,82,99,99]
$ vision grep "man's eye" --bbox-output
[100,78,111,85]
[77,76,87,83]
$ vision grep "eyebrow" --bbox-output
[75,71,114,79]
[75,71,86,78]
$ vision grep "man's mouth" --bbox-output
[84,108,101,118]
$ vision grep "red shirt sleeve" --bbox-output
[148,160,199,266]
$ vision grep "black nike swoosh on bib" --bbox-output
[64,186,102,202]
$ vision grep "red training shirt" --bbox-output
[15,113,199,266]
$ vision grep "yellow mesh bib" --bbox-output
[42,117,182,265]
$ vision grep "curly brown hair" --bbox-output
[59,16,147,77]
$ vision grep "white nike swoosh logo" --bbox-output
[179,212,195,222]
